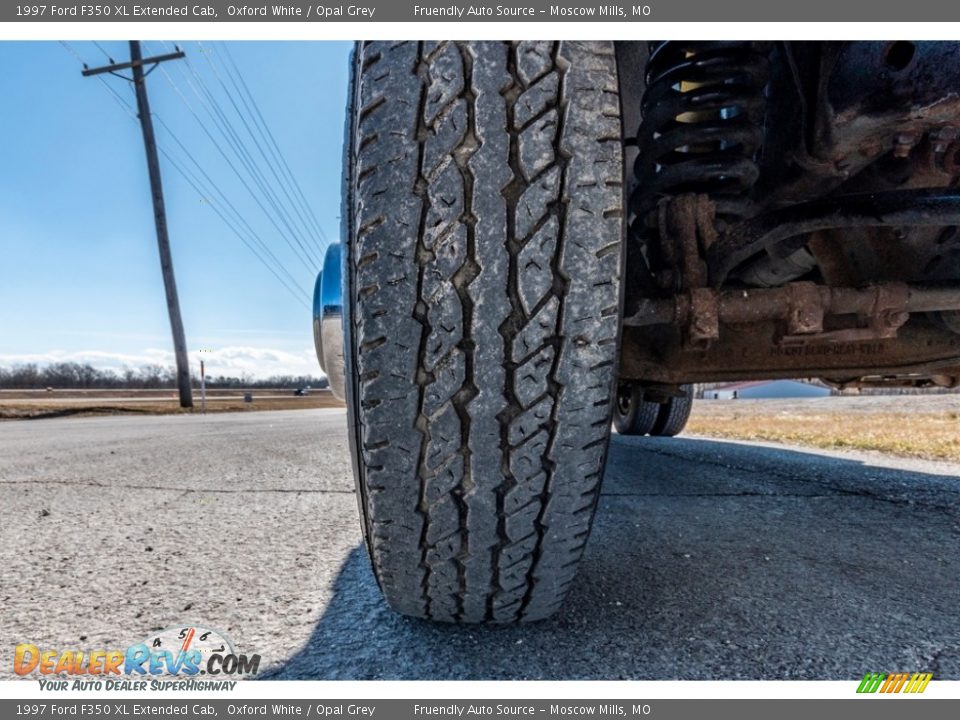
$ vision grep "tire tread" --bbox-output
[349,41,622,623]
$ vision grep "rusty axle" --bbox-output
[624,281,960,333]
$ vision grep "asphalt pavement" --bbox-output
[1,408,958,680]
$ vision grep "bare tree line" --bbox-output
[6,363,951,394]
[0,363,328,390]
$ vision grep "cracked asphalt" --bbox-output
[1,408,958,680]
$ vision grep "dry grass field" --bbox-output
[5,387,959,462]
[0,388,344,419]
[687,395,960,462]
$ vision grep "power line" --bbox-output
[59,40,87,67]
[143,106,314,304]
[189,46,326,266]
[63,42,138,119]
[153,114,311,301]
[160,49,323,271]
[219,41,332,252]
[152,53,320,274]
[95,73,139,119]
[159,147,311,310]
[205,41,330,258]
[92,41,114,63]
[164,41,324,270]
[199,39,326,261]
[187,43,322,263]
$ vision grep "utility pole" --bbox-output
[83,42,193,408]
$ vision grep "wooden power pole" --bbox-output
[83,42,193,408]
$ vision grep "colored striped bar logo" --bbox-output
[857,672,932,694]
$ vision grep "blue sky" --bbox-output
[0,40,351,378]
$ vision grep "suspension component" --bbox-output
[631,42,770,224]
[708,188,960,286]
[623,280,960,345]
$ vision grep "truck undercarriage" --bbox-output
[617,41,960,395]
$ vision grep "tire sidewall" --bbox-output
[341,43,375,558]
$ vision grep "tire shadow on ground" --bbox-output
[262,437,960,680]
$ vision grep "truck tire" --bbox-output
[613,382,660,436]
[650,384,694,437]
[343,41,623,623]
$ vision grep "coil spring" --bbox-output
[630,41,770,224]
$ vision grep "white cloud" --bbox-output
[0,347,324,380]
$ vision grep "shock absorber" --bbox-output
[630,41,770,225]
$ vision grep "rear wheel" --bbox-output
[650,384,694,437]
[343,41,624,622]
[613,382,660,435]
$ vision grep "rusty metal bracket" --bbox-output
[687,287,720,348]
[782,282,912,344]
[869,282,912,337]
[786,281,824,335]
[658,194,717,292]
[656,194,721,347]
